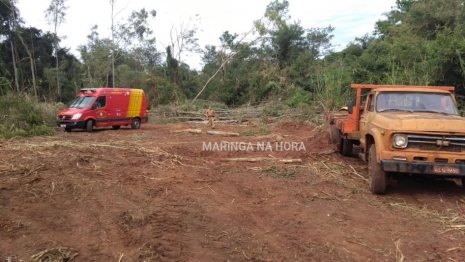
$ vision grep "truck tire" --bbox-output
[112,125,121,130]
[461,177,465,189]
[86,120,94,132]
[341,138,353,156]
[131,118,141,129]
[368,144,386,194]
[65,127,72,132]
[330,125,340,144]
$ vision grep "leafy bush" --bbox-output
[287,88,312,108]
[0,93,62,138]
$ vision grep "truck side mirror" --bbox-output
[347,100,353,114]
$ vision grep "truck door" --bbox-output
[359,93,374,150]
[92,96,108,127]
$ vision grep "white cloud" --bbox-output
[15,0,396,70]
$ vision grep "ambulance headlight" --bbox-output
[71,113,82,120]
[392,134,408,148]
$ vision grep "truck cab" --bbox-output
[327,84,465,194]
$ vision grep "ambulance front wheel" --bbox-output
[86,120,94,132]
[131,118,141,129]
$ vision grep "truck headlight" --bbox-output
[392,134,408,148]
[71,113,82,120]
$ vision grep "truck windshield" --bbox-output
[68,96,95,109]
[376,92,459,115]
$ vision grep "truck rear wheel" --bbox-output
[86,120,94,132]
[131,118,141,129]
[340,138,353,156]
[368,144,386,194]
[330,125,340,144]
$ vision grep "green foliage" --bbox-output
[0,93,57,138]
[4,0,465,115]
[287,87,312,108]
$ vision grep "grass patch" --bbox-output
[240,130,255,136]
[258,127,271,135]
[265,165,296,179]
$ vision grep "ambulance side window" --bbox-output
[93,96,106,109]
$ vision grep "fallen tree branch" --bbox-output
[206,131,239,137]
[172,129,203,134]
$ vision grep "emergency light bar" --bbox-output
[80,88,97,93]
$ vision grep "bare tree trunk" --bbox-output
[31,32,39,98]
[10,40,19,93]
[9,0,37,97]
[110,0,115,87]
[191,53,236,104]
[55,8,60,101]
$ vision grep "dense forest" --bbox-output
[1,0,465,114]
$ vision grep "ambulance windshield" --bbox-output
[69,96,95,108]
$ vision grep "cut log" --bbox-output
[279,159,302,163]
[188,120,240,124]
[172,129,203,134]
[206,131,239,137]
[221,157,274,162]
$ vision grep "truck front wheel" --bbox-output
[368,144,386,194]
[86,120,94,132]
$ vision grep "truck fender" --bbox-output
[366,128,385,163]
[83,116,96,123]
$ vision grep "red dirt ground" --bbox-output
[1,120,465,261]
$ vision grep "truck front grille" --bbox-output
[406,134,465,152]
[58,115,71,120]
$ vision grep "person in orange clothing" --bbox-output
[206,106,216,128]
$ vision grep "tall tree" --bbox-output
[0,0,20,93]
[45,0,68,101]
[7,0,38,97]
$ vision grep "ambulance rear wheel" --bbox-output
[112,125,121,130]
[131,118,141,129]
[86,120,94,132]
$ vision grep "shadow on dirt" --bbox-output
[387,174,465,196]
[65,126,141,133]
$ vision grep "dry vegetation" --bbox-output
[0,105,465,261]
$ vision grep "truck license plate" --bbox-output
[433,166,460,174]
[60,124,66,128]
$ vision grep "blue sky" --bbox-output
[16,0,397,70]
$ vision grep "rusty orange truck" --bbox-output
[326,84,465,194]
